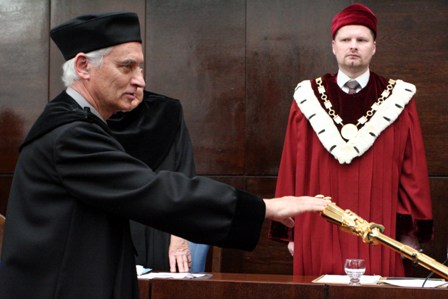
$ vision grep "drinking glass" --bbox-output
[344,259,366,286]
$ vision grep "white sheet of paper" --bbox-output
[313,274,382,285]
[136,265,152,276]
[380,278,448,288]
[313,275,448,288]
[138,272,208,279]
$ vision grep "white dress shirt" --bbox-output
[337,70,370,94]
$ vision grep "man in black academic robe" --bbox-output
[108,90,209,272]
[0,12,329,299]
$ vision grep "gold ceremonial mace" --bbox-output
[319,198,448,280]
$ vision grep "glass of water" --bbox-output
[344,259,366,286]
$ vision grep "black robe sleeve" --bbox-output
[56,121,264,249]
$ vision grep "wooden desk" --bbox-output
[139,273,447,299]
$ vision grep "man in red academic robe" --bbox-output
[270,3,433,277]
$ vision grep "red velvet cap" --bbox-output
[331,3,377,39]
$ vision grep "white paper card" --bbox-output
[313,274,382,285]
[138,272,208,280]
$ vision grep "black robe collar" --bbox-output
[107,90,181,170]
[20,90,181,171]
[20,91,110,151]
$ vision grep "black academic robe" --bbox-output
[108,91,197,270]
[0,91,264,299]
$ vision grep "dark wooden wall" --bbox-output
[0,0,447,278]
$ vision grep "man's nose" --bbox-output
[132,71,146,88]
[350,39,358,49]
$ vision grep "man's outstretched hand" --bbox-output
[264,196,331,227]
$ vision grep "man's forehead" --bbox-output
[107,42,144,60]
[336,25,373,37]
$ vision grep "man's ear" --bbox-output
[74,53,90,79]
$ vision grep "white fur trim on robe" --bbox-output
[293,79,416,164]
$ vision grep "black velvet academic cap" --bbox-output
[50,12,142,60]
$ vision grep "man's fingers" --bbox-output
[169,254,177,272]
[280,217,295,228]
[169,251,191,273]
[176,253,191,273]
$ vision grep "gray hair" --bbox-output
[61,47,113,87]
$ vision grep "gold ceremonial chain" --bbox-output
[315,77,396,140]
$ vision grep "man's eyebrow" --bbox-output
[119,59,138,66]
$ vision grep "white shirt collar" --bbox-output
[337,69,370,93]
[66,87,106,123]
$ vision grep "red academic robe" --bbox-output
[270,72,433,277]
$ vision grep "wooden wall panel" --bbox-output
[0,1,49,218]
[366,0,448,175]
[146,0,246,175]
[0,0,447,279]
[245,0,347,175]
[220,178,294,274]
[0,0,49,173]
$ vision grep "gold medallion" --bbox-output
[341,123,358,140]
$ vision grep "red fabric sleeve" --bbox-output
[397,100,433,242]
